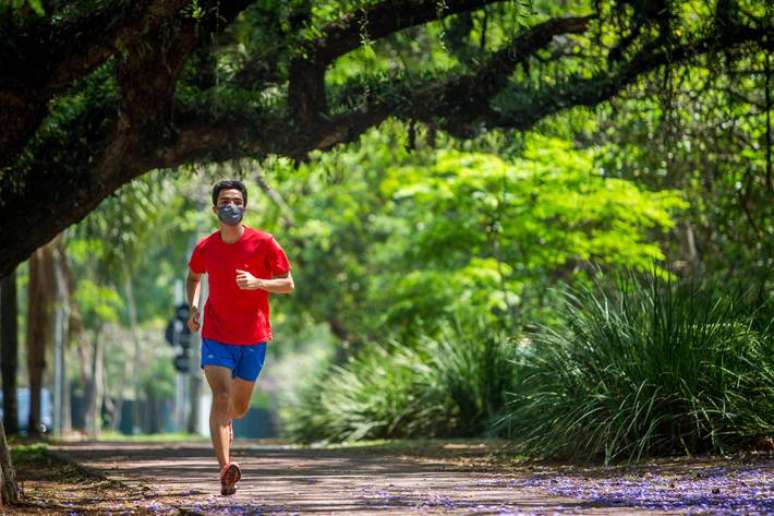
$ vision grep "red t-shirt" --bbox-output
[188,226,291,345]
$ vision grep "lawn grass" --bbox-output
[97,430,209,442]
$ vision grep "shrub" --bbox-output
[495,273,774,463]
[285,321,523,443]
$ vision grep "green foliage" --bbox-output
[426,321,522,436]
[495,272,774,463]
[73,277,123,327]
[591,46,774,299]
[2,0,44,16]
[189,0,204,21]
[68,170,200,325]
[140,356,177,401]
[285,320,522,443]
[1,62,118,204]
[10,442,47,463]
[97,431,207,442]
[285,265,772,458]
[258,125,686,347]
[75,173,184,276]
[286,344,433,443]
[64,171,204,434]
[377,135,686,333]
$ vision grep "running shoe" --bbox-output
[220,462,241,496]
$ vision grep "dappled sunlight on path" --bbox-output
[50,441,772,515]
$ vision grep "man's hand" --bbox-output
[187,305,201,333]
[236,269,264,290]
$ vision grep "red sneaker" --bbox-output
[220,462,241,496]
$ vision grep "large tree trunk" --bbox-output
[1,270,19,435]
[61,244,83,436]
[108,355,128,432]
[83,328,104,439]
[26,238,57,437]
[51,236,70,435]
[110,269,140,433]
[126,268,144,435]
[75,342,89,432]
[0,419,18,506]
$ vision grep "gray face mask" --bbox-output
[218,204,244,226]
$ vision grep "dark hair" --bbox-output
[212,180,248,207]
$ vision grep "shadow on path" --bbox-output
[52,441,774,515]
[53,441,588,514]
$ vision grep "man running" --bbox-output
[186,179,294,495]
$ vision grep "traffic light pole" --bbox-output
[173,280,188,432]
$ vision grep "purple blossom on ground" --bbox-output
[507,462,773,515]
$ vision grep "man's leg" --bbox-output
[228,378,256,421]
[204,365,233,468]
[227,343,266,424]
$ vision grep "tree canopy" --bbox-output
[1,0,771,278]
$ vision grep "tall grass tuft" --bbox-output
[284,321,522,443]
[426,324,522,436]
[495,272,774,463]
[284,344,445,443]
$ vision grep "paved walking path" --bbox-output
[51,441,598,514]
[51,441,773,514]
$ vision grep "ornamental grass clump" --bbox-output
[495,273,773,463]
[284,344,441,443]
[286,322,523,443]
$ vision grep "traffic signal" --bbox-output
[165,317,191,349]
[165,318,180,346]
[177,325,191,350]
[175,303,190,322]
[166,303,193,346]
[167,302,194,372]
[174,351,190,374]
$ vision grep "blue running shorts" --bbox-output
[201,338,267,382]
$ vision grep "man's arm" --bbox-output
[186,269,203,332]
[235,270,294,294]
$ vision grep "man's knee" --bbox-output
[211,388,231,412]
[232,399,250,419]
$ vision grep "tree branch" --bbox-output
[0,7,771,280]
[0,0,252,169]
[164,16,769,165]
[0,1,187,167]
[305,15,592,145]
[313,0,512,63]
[480,24,773,133]
[288,0,512,126]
